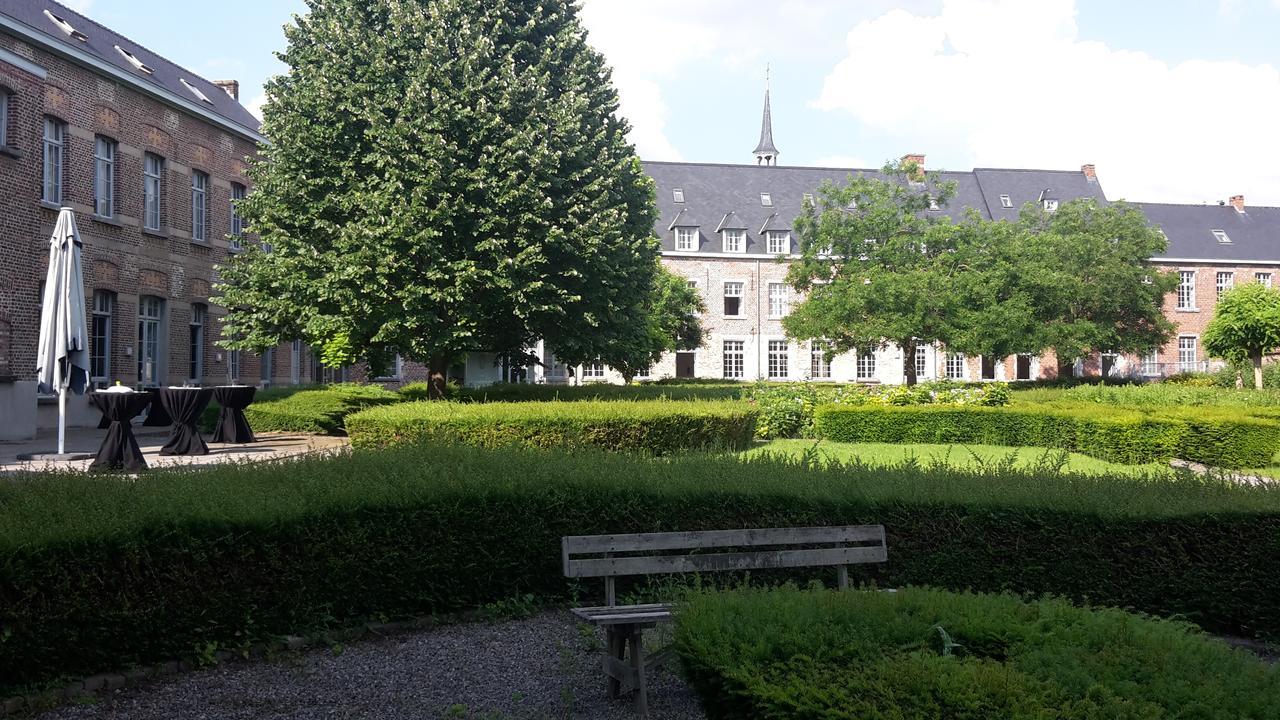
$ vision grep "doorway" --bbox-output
[676,352,696,378]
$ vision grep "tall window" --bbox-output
[1177,271,1196,310]
[0,90,10,147]
[767,283,788,318]
[674,227,696,251]
[1142,351,1160,377]
[137,296,164,386]
[228,349,241,383]
[981,356,998,380]
[582,361,605,379]
[722,340,745,379]
[189,303,206,383]
[909,346,928,379]
[191,171,208,241]
[1178,336,1198,372]
[144,153,164,231]
[93,136,115,217]
[42,117,65,204]
[230,182,246,250]
[1256,272,1273,288]
[945,352,965,379]
[723,281,744,316]
[810,341,831,379]
[544,349,567,379]
[90,290,114,386]
[722,229,746,253]
[767,340,788,379]
[261,347,274,387]
[856,348,876,380]
[1216,271,1234,299]
[766,231,790,254]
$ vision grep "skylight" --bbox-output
[803,193,814,205]
[999,194,1012,208]
[180,78,214,105]
[1212,229,1231,244]
[43,9,88,41]
[114,46,155,75]
[760,193,772,207]
[672,188,684,203]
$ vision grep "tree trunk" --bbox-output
[427,354,449,400]
[902,340,918,387]
[1253,354,1264,390]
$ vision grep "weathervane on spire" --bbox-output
[754,65,779,166]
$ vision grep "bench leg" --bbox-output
[629,628,649,717]
[605,626,626,698]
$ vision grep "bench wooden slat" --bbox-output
[563,525,884,556]
[567,544,887,578]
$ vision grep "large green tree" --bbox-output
[603,262,704,383]
[215,0,658,397]
[1203,281,1280,389]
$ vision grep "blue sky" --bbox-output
[62,0,1280,204]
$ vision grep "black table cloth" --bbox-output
[141,389,173,427]
[158,387,214,456]
[211,385,257,444]
[89,392,152,472]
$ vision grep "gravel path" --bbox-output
[36,611,705,720]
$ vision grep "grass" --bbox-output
[744,439,1172,477]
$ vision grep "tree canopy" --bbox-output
[1203,281,1280,389]
[215,0,659,396]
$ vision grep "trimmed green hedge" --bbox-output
[200,384,403,435]
[346,400,759,454]
[815,404,1280,468]
[450,382,747,403]
[675,587,1280,720]
[4,444,1280,692]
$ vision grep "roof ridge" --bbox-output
[972,167,1087,174]
[641,159,973,175]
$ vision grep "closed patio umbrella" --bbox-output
[34,208,91,456]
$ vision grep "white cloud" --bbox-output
[245,92,268,122]
[814,0,1280,204]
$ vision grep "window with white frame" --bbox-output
[723,281,744,316]
[582,360,605,378]
[722,229,746,253]
[544,349,566,379]
[42,116,65,204]
[1178,336,1197,372]
[144,153,164,231]
[261,347,274,387]
[228,349,241,383]
[674,227,697,251]
[137,295,164,386]
[767,340,788,379]
[191,171,208,241]
[767,283,788,318]
[189,303,206,383]
[672,188,684,203]
[856,348,876,380]
[1257,272,1273,288]
[1216,271,1234,299]
[803,193,814,206]
[945,352,965,379]
[0,90,9,148]
[760,193,772,207]
[94,136,115,218]
[999,194,1012,208]
[911,346,928,379]
[230,182,246,250]
[722,340,745,379]
[90,290,114,385]
[1177,271,1196,310]
[1141,351,1159,377]
[1043,199,1059,212]
[766,231,790,254]
[810,341,831,379]
[1212,229,1230,244]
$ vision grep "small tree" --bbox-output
[1203,282,1280,389]
[602,262,704,383]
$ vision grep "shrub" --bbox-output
[4,444,1280,692]
[814,404,1280,468]
[675,587,1280,720]
[451,382,747,403]
[202,383,403,435]
[346,400,759,454]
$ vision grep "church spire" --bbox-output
[753,66,779,166]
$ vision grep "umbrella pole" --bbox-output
[56,360,66,455]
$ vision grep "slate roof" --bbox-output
[0,0,261,137]
[1138,202,1280,263]
[972,167,1108,222]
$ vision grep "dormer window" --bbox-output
[928,196,940,211]
[180,78,214,105]
[1042,199,1059,212]
[760,193,772,207]
[722,229,746,253]
[674,227,697,252]
[1212,229,1231,244]
[803,193,814,206]
[114,46,155,75]
[999,194,1012,208]
[44,9,88,41]
[672,188,684,203]
[766,231,790,254]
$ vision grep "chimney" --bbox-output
[902,153,925,181]
[1230,194,1245,213]
[1081,163,1096,180]
[212,80,240,101]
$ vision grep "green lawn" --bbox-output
[743,439,1172,477]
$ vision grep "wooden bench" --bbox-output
[562,525,888,715]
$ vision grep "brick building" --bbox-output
[0,1,319,440]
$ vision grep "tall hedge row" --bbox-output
[346,400,759,454]
[3,444,1280,692]
[815,404,1280,468]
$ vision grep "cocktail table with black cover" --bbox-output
[158,387,214,456]
[141,388,173,426]
[89,391,153,471]
[211,385,257,444]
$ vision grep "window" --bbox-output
[1177,271,1196,310]
[144,153,164,231]
[1257,272,1273,288]
[228,349,241,383]
[927,196,940,211]
[766,340,789,379]
[582,361,606,379]
[189,303,206,383]
[1100,350,1119,378]
[803,193,814,206]
[261,347,274,387]
[999,194,1012,208]
[42,117,65,204]
[1216,271,1234,299]
[180,78,214,104]
[945,352,965,380]
[1016,354,1033,381]
[981,356,998,380]
[766,231,790,254]
[1178,336,1198,372]
[0,90,9,147]
[1043,199,1059,212]
[767,283,788,318]
[1142,351,1159,377]
[810,342,831,379]
[760,193,772,207]
[674,227,697,251]
[230,182,246,250]
[1212,229,1231,244]
[723,281,744,317]
[909,346,928,379]
[856,348,876,380]
[114,45,154,74]
[722,340,745,379]
[90,290,114,385]
[722,229,746,253]
[672,188,684,203]
[543,349,566,379]
[191,171,208,241]
[94,136,115,218]
[44,8,87,40]
[137,296,164,386]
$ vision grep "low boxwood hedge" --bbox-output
[450,382,748,403]
[675,586,1280,720]
[346,400,759,454]
[4,444,1280,692]
[814,404,1280,468]
[200,384,403,435]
